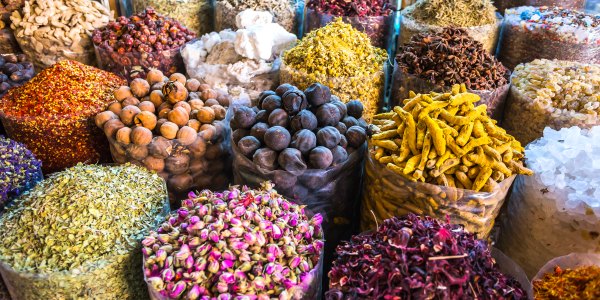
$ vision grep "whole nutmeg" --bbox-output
[204,99,219,107]
[122,96,141,107]
[115,127,132,144]
[346,126,367,148]
[264,126,291,151]
[197,107,215,124]
[134,111,158,130]
[316,103,341,127]
[114,86,133,101]
[188,99,204,111]
[261,95,282,112]
[234,106,257,129]
[176,126,198,145]
[304,83,331,107]
[346,100,364,119]
[253,148,279,170]
[149,90,164,107]
[317,126,341,149]
[290,129,317,155]
[268,108,289,127]
[168,107,190,127]
[309,146,333,169]
[250,122,269,142]
[143,156,165,172]
[165,154,191,175]
[281,89,308,115]
[168,173,194,193]
[185,78,201,92]
[169,73,187,85]
[138,101,156,113]
[103,119,125,138]
[160,121,179,139]
[331,145,348,166]
[130,78,151,98]
[232,128,250,145]
[131,126,153,146]
[108,102,123,115]
[164,81,189,104]
[212,105,226,120]
[95,111,118,129]
[201,89,218,101]
[187,119,201,132]
[238,136,261,157]
[216,94,231,107]
[120,105,142,126]
[290,110,318,132]
[275,83,295,96]
[127,144,149,161]
[278,148,307,172]
[148,136,172,158]
[331,100,347,118]
[147,69,165,85]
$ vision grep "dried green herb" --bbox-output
[407,0,497,27]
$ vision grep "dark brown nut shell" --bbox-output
[261,94,282,112]
[258,90,277,108]
[176,126,198,146]
[317,126,341,149]
[120,105,142,126]
[256,110,269,123]
[168,107,190,127]
[342,116,359,128]
[264,126,291,151]
[268,108,289,127]
[204,99,219,107]
[189,159,208,175]
[143,156,165,172]
[335,122,348,135]
[278,148,307,172]
[316,103,342,127]
[114,86,134,101]
[331,100,347,118]
[346,126,367,148]
[290,129,317,155]
[339,135,348,148]
[331,145,348,166]
[104,119,125,138]
[138,101,156,113]
[188,137,207,158]
[185,78,201,92]
[130,78,151,98]
[148,136,173,159]
[108,102,123,115]
[234,106,257,129]
[127,144,149,160]
[304,83,331,107]
[252,148,279,171]
[233,128,250,145]
[95,111,118,129]
[238,136,262,158]
[205,143,225,160]
[134,111,158,130]
[281,89,308,116]
[116,127,133,145]
[131,126,153,145]
[216,94,232,107]
[250,122,269,143]
[290,110,318,132]
[275,83,295,96]
[168,173,194,193]
[346,100,364,119]
[165,154,191,175]
[309,146,333,169]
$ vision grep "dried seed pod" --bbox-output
[264,126,291,151]
[234,106,257,129]
[346,126,366,148]
[268,108,289,127]
[114,86,134,101]
[331,145,348,166]
[201,89,218,101]
[164,81,189,104]
[197,107,215,124]
[167,107,190,127]
[304,83,331,107]
[138,101,156,113]
[149,90,164,107]
[317,126,341,149]
[188,99,204,111]
[238,136,262,158]
[147,69,165,85]
[122,96,141,107]
[185,78,201,92]
[290,110,318,132]
[176,126,198,146]
[212,105,226,120]
[169,73,187,85]
[199,124,216,140]
[251,122,269,142]
[233,128,251,145]
[309,146,333,169]
[204,99,219,107]
[143,156,165,172]
[316,103,342,127]
[261,94,283,112]
[148,136,172,159]
[282,89,308,115]
[278,148,307,172]
[291,129,317,155]
[127,144,149,160]
[187,119,201,132]
[134,111,158,130]
[346,100,364,119]
[253,148,279,170]
[120,105,142,126]
[130,78,151,98]
[275,83,295,96]
[103,119,125,138]
[95,111,118,129]
[131,126,153,146]
[165,154,191,175]
[173,101,192,114]
[115,127,132,145]
[188,136,207,157]
[160,121,179,140]
[108,102,123,115]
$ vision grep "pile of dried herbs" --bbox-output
[326,214,528,299]
[306,0,392,17]
[406,0,497,27]
[533,265,600,299]
[0,135,42,210]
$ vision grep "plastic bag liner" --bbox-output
[0,28,20,54]
[496,9,600,71]
[496,174,600,278]
[397,13,502,55]
[0,188,170,300]
[491,247,534,300]
[494,0,586,14]
[502,84,600,146]
[360,152,515,239]
[533,253,600,282]
[303,8,396,50]
[391,62,510,121]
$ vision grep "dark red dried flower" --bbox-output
[307,0,392,17]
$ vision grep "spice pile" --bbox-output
[0,135,42,210]
[182,9,297,101]
[534,265,600,299]
[92,7,196,80]
[307,0,391,17]
[0,54,33,96]
[282,19,388,121]
[497,126,600,277]
[132,0,213,35]
[0,163,168,299]
[327,214,528,299]
[96,69,231,201]
[497,6,600,70]
[494,0,587,14]
[142,182,324,299]
[215,0,298,33]
[0,60,124,173]
[10,0,112,70]
[502,59,600,145]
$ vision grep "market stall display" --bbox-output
[92,7,196,81]
[497,6,600,71]
[142,182,324,299]
[0,60,124,174]
[282,19,387,122]
[502,59,600,145]
[10,0,112,70]
[304,0,395,49]
[394,28,510,120]
[131,0,213,35]
[182,10,297,102]
[0,163,169,299]
[326,214,530,299]
[399,0,501,54]
[0,0,23,54]
[95,70,232,203]
[494,0,586,14]
[497,126,600,277]
[215,0,301,34]
[361,84,532,237]
[532,253,600,299]
[0,53,34,135]
[0,135,42,210]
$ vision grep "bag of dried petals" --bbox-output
[393,28,511,121]
[215,0,304,35]
[532,253,600,299]
[494,0,586,14]
[131,0,214,35]
[497,6,600,71]
[502,59,600,145]
[303,0,396,50]
[398,0,502,54]
[361,85,533,238]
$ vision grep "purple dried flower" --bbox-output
[0,136,43,209]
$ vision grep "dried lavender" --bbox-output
[306,0,392,17]
[142,182,324,299]
[0,135,42,209]
[326,214,528,300]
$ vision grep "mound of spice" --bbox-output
[533,265,600,299]
[142,182,324,299]
[131,0,213,35]
[407,0,497,27]
[327,214,528,299]
[307,0,391,17]
[92,7,196,80]
[0,135,42,210]
[282,19,388,121]
[0,60,124,173]
[0,163,168,299]
[215,0,299,34]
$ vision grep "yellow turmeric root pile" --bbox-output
[370,84,533,192]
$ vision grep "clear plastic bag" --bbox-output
[279,61,385,122]
[0,28,19,54]
[215,0,304,35]
[303,8,395,50]
[14,35,96,71]
[496,10,600,71]
[491,248,534,300]
[94,44,185,81]
[391,62,510,121]
[131,0,214,35]
[398,13,502,54]
[496,174,600,278]
[494,0,586,14]
[502,84,600,146]
[361,152,515,238]
[533,253,600,282]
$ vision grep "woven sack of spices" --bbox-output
[215,0,303,35]
[497,6,600,71]
[532,253,600,299]
[494,0,586,14]
[398,0,502,54]
[131,0,214,35]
